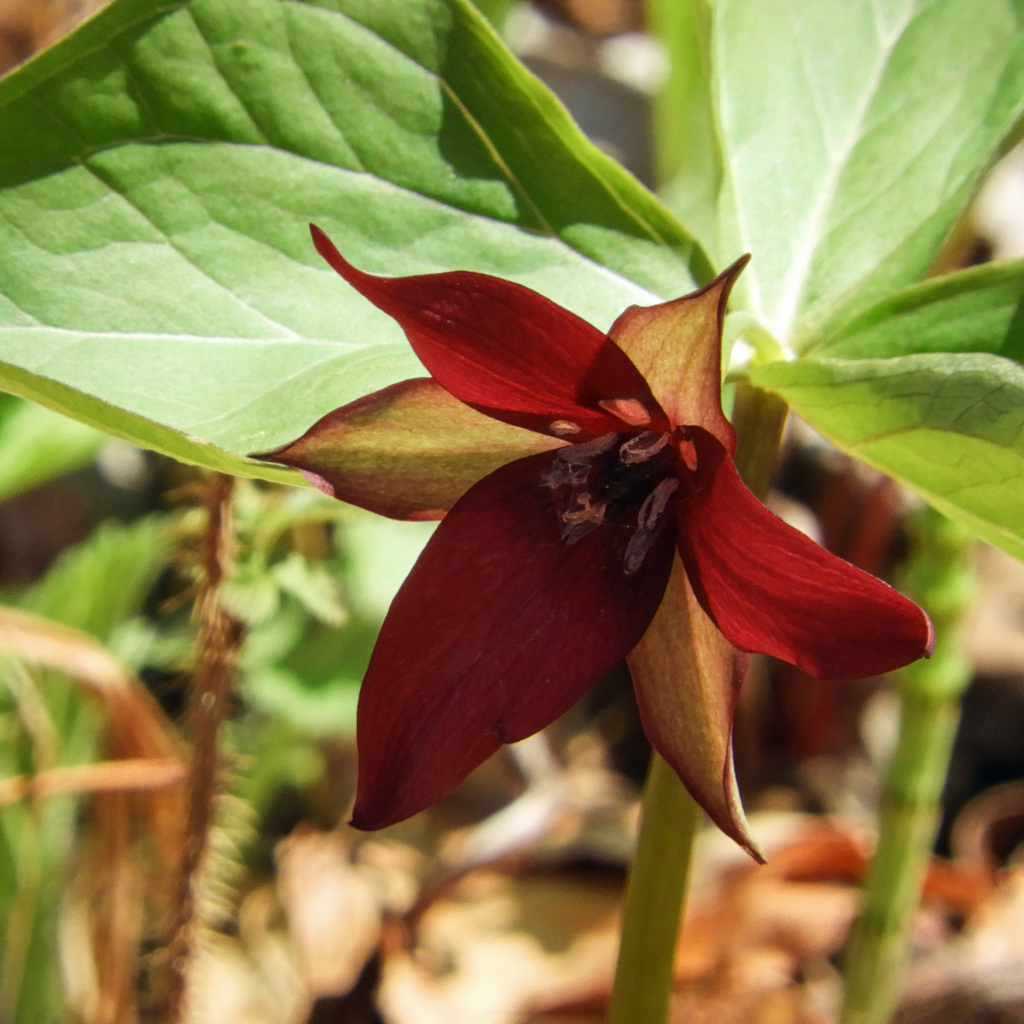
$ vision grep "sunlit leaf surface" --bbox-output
[0,0,704,475]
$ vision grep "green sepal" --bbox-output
[257,377,559,520]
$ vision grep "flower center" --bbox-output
[542,429,681,575]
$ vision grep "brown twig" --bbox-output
[155,473,244,1023]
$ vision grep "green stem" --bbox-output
[643,0,719,255]
[842,510,975,1024]
[729,380,789,500]
[609,383,788,1024]
[609,755,700,1024]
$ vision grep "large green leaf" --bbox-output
[809,258,1024,360]
[750,353,1024,561]
[714,0,1024,345]
[0,0,706,478]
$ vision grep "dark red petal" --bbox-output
[311,225,668,438]
[676,428,934,679]
[351,449,675,830]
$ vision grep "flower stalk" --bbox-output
[610,382,788,1024]
[841,509,975,1024]
[610,754,700,1024]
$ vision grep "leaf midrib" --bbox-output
[769,0,915,339]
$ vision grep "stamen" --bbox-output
[561,519,602,544]
[599,397,652,427]
[619,431,670,465]
[549,419,583,437]
[677,436,698,472]
[543,433,617,490]
[624,478,679,575]
[559,493,608,544]
[561,492,608,526]
[557,432,618,464]
[637,478,679,529]
[542,459,587,488]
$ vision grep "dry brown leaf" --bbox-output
[0,605,185,855]
[900,867,1024,1020]
[0,606,186,1024]
[276,827,383,1002]
[0,757,184,805]
[380,867,621,1024]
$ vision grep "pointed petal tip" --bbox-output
[309,222,332,253]
[705,252,750,307]
[348,807,394,833]
[247,444,339,497]
[349,770,447,832]
[310,223,366,287]
[248,444,322,485]
[715,815,766,864]
[719,760,766,864]
[248,439,290,462]
[309,223,337,267]
[924,614,937,658]
[727,252,752,276]
[740,833,768,865]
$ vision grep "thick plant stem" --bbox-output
[729,381,789,500]
[609,383,787,1024]
[643,0,719,262]
[842,510,975,1024]
[609,755,700,1024]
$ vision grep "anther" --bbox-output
[599,397,652,427]
[543,433,618,490]
[637,478,679,529]
[557,432,618,464]
[559,493,608,544]
[561,491,608,526]
[549,419,583,437]
[618,431,670,465]
[623,478,679,575]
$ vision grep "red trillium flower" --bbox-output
[258,225,934,858]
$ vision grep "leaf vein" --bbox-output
[774,0,917,337]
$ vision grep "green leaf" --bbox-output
[239,602,367,735]
[13,516,169,646]
[0,0,706,478]
[714,0,1024,345]
[271,552,348,627]
[750,352,1024,560]
[0,395,104,501]
[340,513,437,620]
[0,788,74,1024]
[809,258,1024,360]
[466,0,517,31]
[220,566,282,626]
[647,0,721,255]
